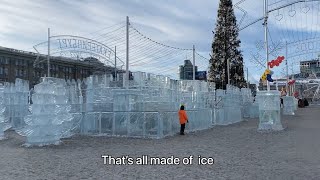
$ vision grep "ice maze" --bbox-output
[81,73,216,138]
[0,71,293,145]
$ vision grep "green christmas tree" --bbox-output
[208,0,246,89]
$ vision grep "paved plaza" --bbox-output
[1,106,320,180]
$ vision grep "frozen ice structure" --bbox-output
[257,91,283,131]
[293,98,298,111]
[64,79,83,137]
[2,71,258,140]
[214,85,243,125]
[12,79,29,129]
[18,77,75,146]
[283,96,295,115]
[241,88,259,119]
[0,85,11,140]
[81,75,115,134]
[80,72,217,138]
[224,85,242,124]
[214,89,226,125]
[249,101,259,118]
[3,79,29,130]
[241,88,253,118]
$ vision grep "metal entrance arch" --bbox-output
[33,34,125,75]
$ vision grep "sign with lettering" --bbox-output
[33,35,124,68]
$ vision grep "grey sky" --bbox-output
[1,0,319,82]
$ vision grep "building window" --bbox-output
[5,57,10,64]
[0,67,3,75]
[19,69,27,77]
[4,68,8,75]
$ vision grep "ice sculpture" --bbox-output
[283,96,295,115]
[257,91,283,131]
[0,85,10,140]
[241,88,252,118]
[12,78,29,129]
[19,77,74,146]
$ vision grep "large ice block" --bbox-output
[11,79,29,129]
[241,88,253,118]
[283,96,295,115]
[293,98,298,110]
[249,102,259,118]
[0,86,11,140]
[214,86,243,125]
[257,91,283,131]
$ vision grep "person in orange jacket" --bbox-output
[178,105,188,135]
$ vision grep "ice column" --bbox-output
[257,91,283,131]
[0,85,10,139]
[214,89,225,125]
[12,78,29,129]
[223,85,242,124]
[283,96,295,115]
[4,83,15,128]
[241,88,252,118]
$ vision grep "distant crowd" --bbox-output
[280,88,309,108]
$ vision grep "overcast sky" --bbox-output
[1,0,319,83]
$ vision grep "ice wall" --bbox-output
[0,85,10,139]
[3,79,29,130]
[5,72,256,141]
[241,88,252,118]
[241,88,259,119]
[81,75,115,134]
[80,72,216,138]
[13,79,29,129]
[214,85,243,125]
[214,89,226,125]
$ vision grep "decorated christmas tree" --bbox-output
[208,0,246,89]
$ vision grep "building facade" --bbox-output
[300,59,320,78]
[179,60,198,80]
[0,46,121,87]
